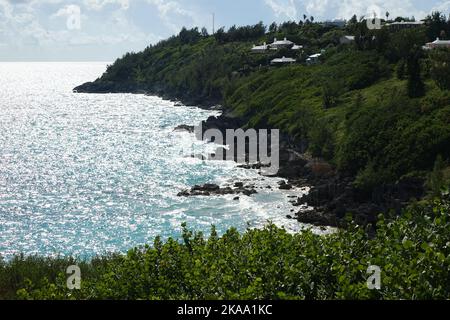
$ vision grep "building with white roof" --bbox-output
[251,42,269,53]
[270,37,294,49]
[385,20,424,30]
[271,56,296,65]
[306,53,322,65]
[423,37,450,50]
[340,35,355,45]
[291,44,303,50]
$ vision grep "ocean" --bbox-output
[0,62,323,259]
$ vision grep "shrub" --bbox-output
[4,195,450,300]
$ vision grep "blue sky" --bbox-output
[0,0,449,61]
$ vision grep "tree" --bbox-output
[427,155,446,197]
[429,48,450,90]
[406,47,425,98]
[179,27,201,44]
[201,27,209,37]
[386,11,390,21]
[269,22,278,34]
[396,59,406,79]
[425,11,448,41]
[214,27,226,43]
[322,80,340,109]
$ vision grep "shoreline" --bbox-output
[73,83,426,228]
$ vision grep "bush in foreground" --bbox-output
[1,193,449,300]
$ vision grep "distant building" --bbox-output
[251,42,269,53]
[340,35,355,45]
[291,44,303,50]
[270,37,294,49]
[306,53,322,65]
[271,56,296,65]
[385,20,424,31]
[423,37,450,50]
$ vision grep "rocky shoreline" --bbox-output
[183,112,425,228]
[74,83,426,229]
[177,182,258,198]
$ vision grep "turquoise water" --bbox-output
[0,62,315,259]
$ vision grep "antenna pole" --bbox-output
[212,13,215,34]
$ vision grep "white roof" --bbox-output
[291,44,303,50]
[251,43,268,50]
[308,53,322,58]
[386,21,424,26]
[271,37,293,46]
[271,56,296,63]
[432,38,450,45]
[342,35,355,40]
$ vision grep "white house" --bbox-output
[291,44,304,50]
[270,37,294,49]
[251,42,269,53]
[271,56,296,65]
[306,53,322,65]
[385,20,424,30]
[340,35,355,45]
[423,37,450,50]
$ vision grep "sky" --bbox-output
[0,0,449,61]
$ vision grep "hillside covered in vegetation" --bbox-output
[75,13,450,205]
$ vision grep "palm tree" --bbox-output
[386,11,390,21]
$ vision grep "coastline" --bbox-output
[73,82,425,228]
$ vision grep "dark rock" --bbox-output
[242,189,257,196]
[174,124,194,133]
[178,183,257,197]
[296,209,339,227]
[279,183,293,190]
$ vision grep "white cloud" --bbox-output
[83,0,129,11]
[53,4,80,17]
[264,0,298,20]
[145,0,201,32]
[305,0,330,17]
[0,0,446,60]
[432,0,450,13]
[263,0,431,21]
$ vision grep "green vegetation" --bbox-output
[82,13,450,195]
[1,193,449,300]
[8,13,446,301]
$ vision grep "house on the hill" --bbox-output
[385,20,424,31]
[271,56,296,65]
[251,42,269,53]
[291,44,303,50]
[306,53,322,65]
[270,37,294,49]
[340,35,355,45]
[423,37,450,50]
